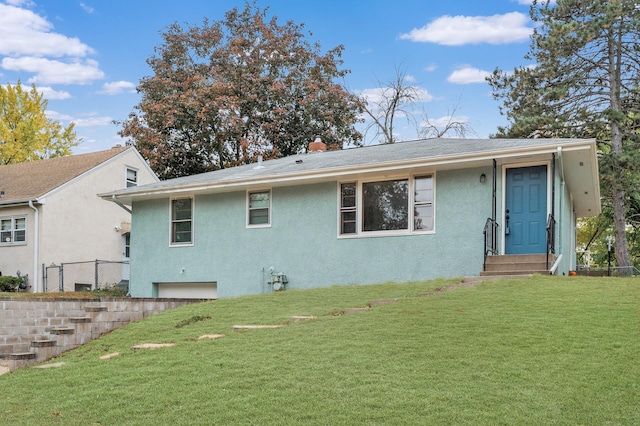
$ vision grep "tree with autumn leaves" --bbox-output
[120,2,363,180]
[488,0,640,272]
[0,81,78,165]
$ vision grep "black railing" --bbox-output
[483,218,499,271]
[546,214,556,269]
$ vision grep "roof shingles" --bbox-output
[0,147,128,204]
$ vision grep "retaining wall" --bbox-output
[0,297,203,371]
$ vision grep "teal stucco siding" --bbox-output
[129,166,494,298]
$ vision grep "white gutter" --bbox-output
[549,254,563,275]
[105,143,597,204]
[111,195,132,214]
[28,200,39,293]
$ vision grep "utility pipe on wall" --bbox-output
[556,148,566,262]
[28,200,39,293]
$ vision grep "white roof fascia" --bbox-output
[105,140,597,203]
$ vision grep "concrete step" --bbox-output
[50,327,75,335]
[84,306,107,313]
[483,262,548,272]
[484,254,551,264]
[483,254,555,276]
[480,270,549,276]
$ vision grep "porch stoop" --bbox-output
[481,254,556,276]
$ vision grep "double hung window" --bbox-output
[0,216,26,245]
[248,190,271,226]
[171,198,193,244]
[126,168,138,187]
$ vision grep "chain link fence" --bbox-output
[43,260,129,293]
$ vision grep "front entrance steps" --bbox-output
[481,254,555,276]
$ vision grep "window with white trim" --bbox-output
[413,175,434,231]
[247,190,271,226]
[338,174,434,236]
[171,198,193,244]
[340,183,357,234]
[126,167,138,187]
[0,216,26,245]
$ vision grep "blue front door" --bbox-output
[505,165,547,254]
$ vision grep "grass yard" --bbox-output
[1,275,639,425]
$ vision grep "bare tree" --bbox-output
[358,66,419,144]
[359,67,473,144]
[418,97,475,139]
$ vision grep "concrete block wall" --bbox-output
[0,297,202,371]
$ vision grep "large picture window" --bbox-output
[0,216,26,245]
[338,175,434,236]
[363,179,409,231]
[171,198,192,245]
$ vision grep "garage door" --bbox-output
[157,282,217,299]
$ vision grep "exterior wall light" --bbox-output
[480,173,487,183]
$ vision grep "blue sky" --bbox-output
[0,0,543,154]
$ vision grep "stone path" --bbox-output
[1,277,501,375]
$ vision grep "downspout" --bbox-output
[28,200,39,293]
[556,147,566,268]
[111,195,132,214]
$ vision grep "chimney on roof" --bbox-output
[308,137,327,153]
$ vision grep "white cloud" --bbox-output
[424,64,437,72]
[46,110,112,127]
[73,115,113,127]
[79,3,95,14]
[0,4,94,57]
[404,74,416,83]
[37,86,72,100]
[423,115,470,128]
[98,81,136,95]
[5,0,35,6]
[45,110,74,121]
[359,85,434,104]
[2,57,104,84]
[399,12,532,46]
[447,66,492,84]
[2,83,71,99]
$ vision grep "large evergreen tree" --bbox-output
[120,1,363,179]
[488,0,640,272]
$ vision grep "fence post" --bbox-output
[59,264,64,292]
[95,259,99,290]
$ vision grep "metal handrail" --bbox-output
[483,218,499,271]
[546,214,556,269]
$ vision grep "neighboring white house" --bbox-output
[0,146,158,292]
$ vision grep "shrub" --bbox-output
[0,276,23,292]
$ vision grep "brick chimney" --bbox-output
[308,137,327,153]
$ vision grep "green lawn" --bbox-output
[1,275,639,425]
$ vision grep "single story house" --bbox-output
[102,138,600,299]
[0,146,158,292]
